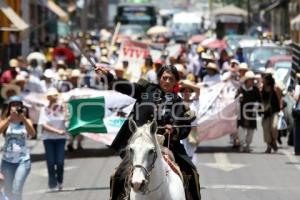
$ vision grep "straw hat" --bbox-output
[175,64,187,75]
[179,79,195,92]
[265,67,274,75]
[239,63,248,71]
[71,69,81,77]
[243,71,256,81]
[9,59,19,68]
[201,52,215,60]
[46,87,59,97]
[114,64,124,72]
[1,84,21,100]
[196,46,205,53]
[205,62,219,72]
[14,74,27,82]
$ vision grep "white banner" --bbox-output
[195,81,239,143]
[117,40,150,82]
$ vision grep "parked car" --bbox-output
[248,44,290,74]
[265,55,292,90]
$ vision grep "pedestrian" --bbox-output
[292,73,300,155]
[95,64,201,200]
[236,71,261,152]
[0,95,36,200]
[261,74,280,153]
[38,88,68,191]
[202,62,221,86]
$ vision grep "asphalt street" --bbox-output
[18,123,300,200]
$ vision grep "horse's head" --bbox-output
[128,118,158,193]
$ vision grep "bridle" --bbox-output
[130,148,157,194]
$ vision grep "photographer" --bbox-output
[0,96,36,200]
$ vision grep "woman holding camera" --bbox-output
[0,95,36,200]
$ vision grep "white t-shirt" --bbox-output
[203,74,221,86]
[38,105,68,140]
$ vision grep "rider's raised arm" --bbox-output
[95,65,149,100]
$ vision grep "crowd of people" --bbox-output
[0,29,299,199]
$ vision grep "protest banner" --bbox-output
[193,81,239,143]
[117,40,150,82]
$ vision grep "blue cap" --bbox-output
[8,95,23,104]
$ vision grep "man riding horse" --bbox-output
[95,65,201,200]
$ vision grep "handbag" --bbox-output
[292,95,300,119]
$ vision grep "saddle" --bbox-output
[156,135,183,181]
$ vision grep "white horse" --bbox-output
[127,119,186,200]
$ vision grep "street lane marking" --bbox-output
[282,149,300,172]
[204,184,300,191]
[203,153,245,172]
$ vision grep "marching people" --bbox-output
[261,74,281,153]
[0,95,36,200]
[179,79,201,164]
[95,65,201,200]
[236,71,261,153]
[38,88,68,191]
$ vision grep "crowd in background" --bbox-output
[0,29,300,199]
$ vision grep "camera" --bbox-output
[16,106,26,115]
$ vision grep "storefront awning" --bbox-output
[0,0,29,31]
[291,14,300,31]
[214,5,247,18]
[47,0,69,22]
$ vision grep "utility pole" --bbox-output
[247,0,251,27]
[81,0,88,33]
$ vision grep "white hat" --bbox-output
[205,62,219,72]
[297,73,300,78]
[46,87,59,97]
[57,60,66,66]
[43,69,55,78]
[114,64,124,72]
[230,59,240,65]
[201,52,215,60]
[14,74,26,82]
[1,84,21,100]
[239,63,248,71]
[243,71,256,81]
[9,59,18,68]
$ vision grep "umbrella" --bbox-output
[147,25,170,35]
[26,52,46,64]
[189,35,207,44]
[201,38,228,50]
[53,47,75,64]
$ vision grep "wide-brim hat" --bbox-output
[71,69,81,77]
[179,79,195,92]
[114,64,124,72]
[9,59,18,68]
[264,67,275,75]
[46,87,59,97]
[239,62,249,71]
[175,64,187,75]
[43,69,55,78]
[201,52,215,60]
[243,71,256,81]
[205,62,219,72]
[1,84,21,100]
[230,59,240,65]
